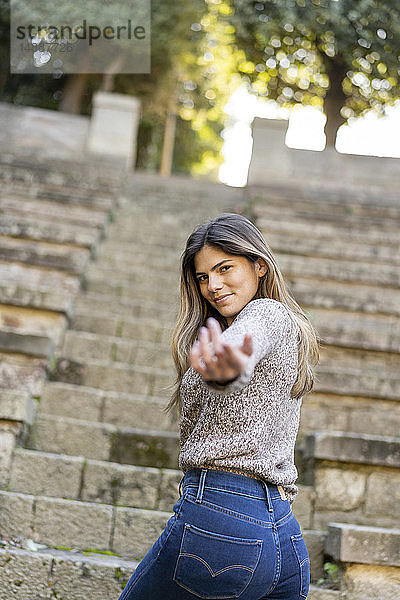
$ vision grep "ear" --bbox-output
[255,258,267,277]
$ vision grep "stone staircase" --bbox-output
[0,157,399,599]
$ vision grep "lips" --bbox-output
[214,294,232,304]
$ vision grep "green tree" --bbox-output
[225,0,400,146]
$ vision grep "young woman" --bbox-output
[119,213,320,600]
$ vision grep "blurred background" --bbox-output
[2,0,400,184]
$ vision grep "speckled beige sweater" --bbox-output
[179,298,302,505]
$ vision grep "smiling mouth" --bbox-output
[214,294,233,304]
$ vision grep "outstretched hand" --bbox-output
[190,317,253,384]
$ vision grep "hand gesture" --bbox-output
[190,317,253,384]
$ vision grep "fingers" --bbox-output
[242,333,253,356]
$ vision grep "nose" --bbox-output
[207,273,223,293]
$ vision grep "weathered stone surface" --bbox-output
[257,212,400,245]
[0,304,67,345]
[341,564,400,600]
[326,523,400,567]
[72,292,175,322]
[0,389,35,424]
[0,430,16,487]
[314,367,400,401]
[39,381,103,421]
[0,236,91,274]
[306,432,400,467]
[103,392,178,432]
[110,427,179,469]
[0,546,136,600]
[9,448,83,499]
[29,414,112,460]
[34,496,113,549]
[314,468,367,512]
[0,490,34,537]
[0,547,51,599]
[0,196,108,227]
[82,460,160,508]
[0,352,46,395]
[0,329,54,358]
[157,469,182,512]
[82,361,153,395]
[50,550,135,599]
[289,277,400,317]
[307,585,340,600]
[302,530,326,582]
[293,485,314,529]
[365,471,400,520]
[0,214,99,247]
[112,507,171,560]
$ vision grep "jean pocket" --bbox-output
[290,533,310,599]
[173,523,262,599]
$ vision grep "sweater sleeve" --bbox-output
[203,298,296,396]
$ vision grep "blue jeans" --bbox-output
[118,468,310,599]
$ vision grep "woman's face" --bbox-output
[194,245,267,326]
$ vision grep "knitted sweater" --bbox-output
[178,298,302,505]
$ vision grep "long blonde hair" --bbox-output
[164,213,321,414]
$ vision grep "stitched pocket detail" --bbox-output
[173,523,262,599]
[291,533,310,599]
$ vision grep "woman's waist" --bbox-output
[182,467,284,500]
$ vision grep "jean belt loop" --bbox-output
[196,469,208,504]
[263,480,274,513]
[178,475,184,497]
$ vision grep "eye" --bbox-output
[197,274,207,282]
[220,265,231,272]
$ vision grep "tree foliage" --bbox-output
[225,0,400,143]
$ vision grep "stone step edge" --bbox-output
[326,522,400,568]
[0,545,136,598]
[305,431,400,468]
[0,547,340,599]
[33,413,179,439]
[41,380,168,403]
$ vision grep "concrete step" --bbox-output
[0,260,81,314]
[0,213,102,247]
[306,307,400,353]
[0,546,136,600]
[8,448,182,512]
[304,431,400,529]
[0,351,46,396]
[248,180,400,208]
[29,414,179,468]
[46,355,173,396]
[267,231,400,266]
[257,215,400,246]
[38,381,178,432]
[0,195,110,227]
[299,392,400,441]
[61,330,173,369]
[0,236,91,274]
[324,522,400,600]
[0,489,171,560]
[254,201,400,229]
[0,153,122,195]
[291,277,400,317]
[71,291,176,322]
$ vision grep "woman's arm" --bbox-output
[190,298,295,396]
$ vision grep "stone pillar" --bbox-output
[87,92,141,170]
[247,118,290,186]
